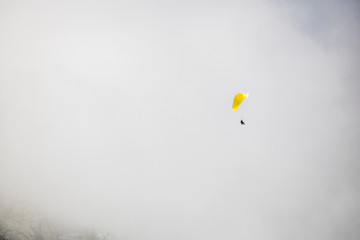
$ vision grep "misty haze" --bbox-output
[1,0,359,239]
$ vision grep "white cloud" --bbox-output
[0,0,359,239]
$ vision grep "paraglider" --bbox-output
[232,93,249,125]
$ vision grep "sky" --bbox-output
[0,0,359,239]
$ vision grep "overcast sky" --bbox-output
[0,0,359,239]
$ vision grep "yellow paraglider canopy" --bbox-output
[232,93,249,111]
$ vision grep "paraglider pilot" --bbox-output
[240,120,245,125]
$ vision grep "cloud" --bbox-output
[0,0,359,239]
